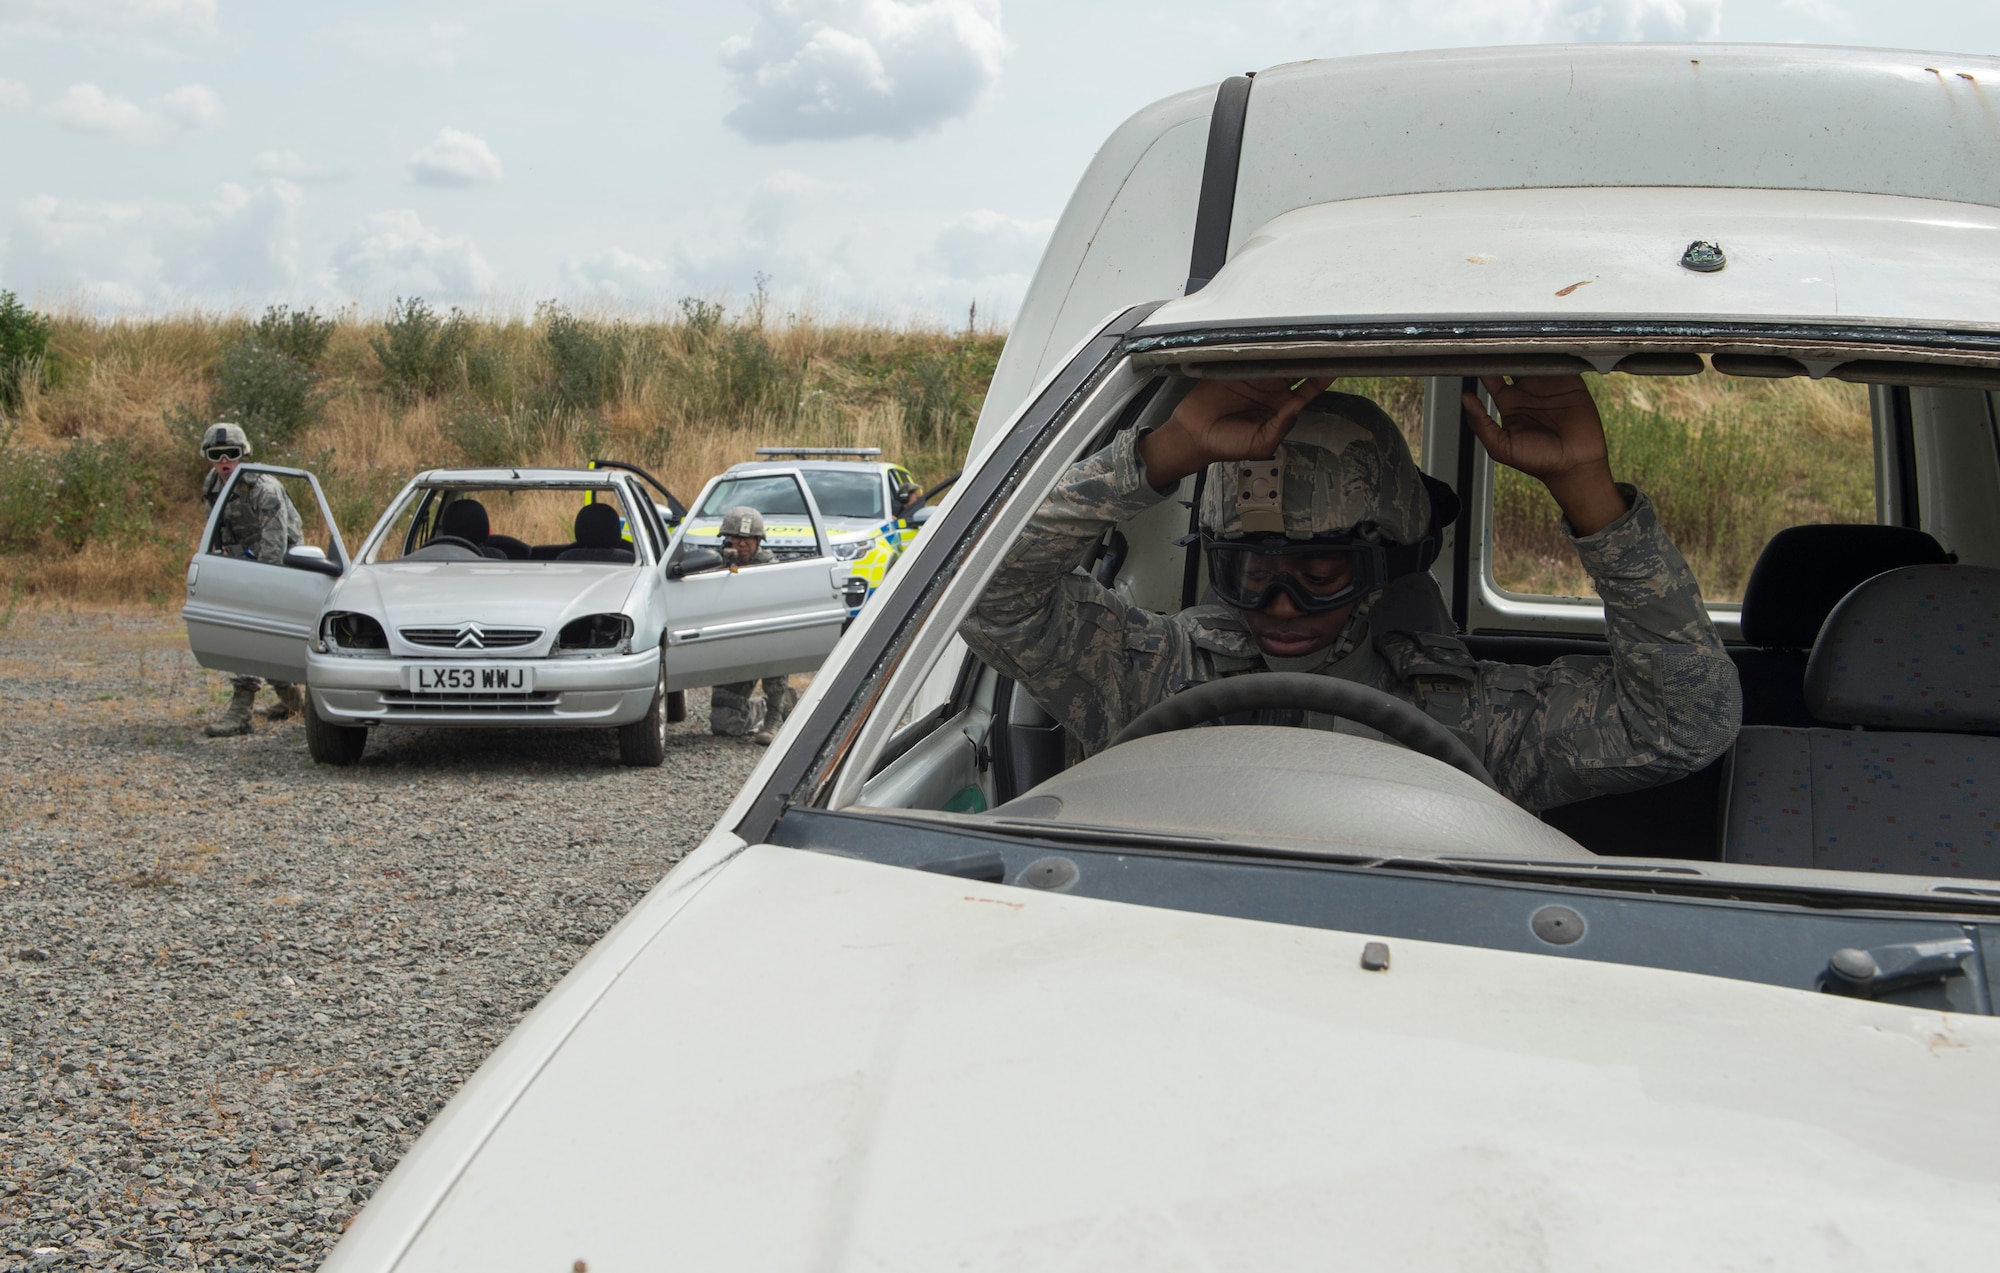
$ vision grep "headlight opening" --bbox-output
[321,612,388,652]
[556,613,634,653]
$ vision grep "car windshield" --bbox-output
[801,470,884,519]
[368,484,641,565]
[695,476,809,518]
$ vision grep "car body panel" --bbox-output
[973,42,2000,453]
[662,556,848,691]
[332,846,2000,1272]
[182,464,348,684]
[1139,187,2000,335]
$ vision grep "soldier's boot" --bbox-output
[710,682,757,737]
[753,681,795,746]
[266,682,305,722]
[204,684,258,737]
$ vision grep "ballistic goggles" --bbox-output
[204,444,245,462]
[1202,533,1445,613]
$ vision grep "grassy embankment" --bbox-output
[0,299,1003,606]
[0,296,1872,610]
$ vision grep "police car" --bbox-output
[675,449,944,618]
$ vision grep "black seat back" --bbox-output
[556,503,634,563]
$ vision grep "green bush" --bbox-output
[0,424,47,551]
[538,304,624,413]
[251,305,337,368]
[214,341,323,448]
[371,297,470,401]
[0,290,53,412]
[0,430,165,552]
[442,403,608,469]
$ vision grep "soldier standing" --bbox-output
[961,375,1741,813]
[199,423,307,737]
[705,506,797,745]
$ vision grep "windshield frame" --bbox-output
[730,312,2000,906]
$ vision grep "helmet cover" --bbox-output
[718,506,766,539]
[200,422,251,458]
[1198,392,1428,545]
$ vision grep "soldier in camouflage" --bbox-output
[198,423,307,738]
[961,374,1742,813]
[703,506,797,745]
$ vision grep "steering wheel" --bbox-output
[424,534,482,553]
[1108,672,1496,789]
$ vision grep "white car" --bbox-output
[326,44,2000,1270]
[184,462,851,766]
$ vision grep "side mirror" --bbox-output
[908,506,935,527]
[284,546,343,577]
[669,547,724,579]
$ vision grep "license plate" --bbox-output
[405,664,534,693]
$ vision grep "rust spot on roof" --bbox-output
[1553,279,1593,298]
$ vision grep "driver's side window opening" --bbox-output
[687,475,823,560]
[207,471,331,566]
[1490,371,1876,603]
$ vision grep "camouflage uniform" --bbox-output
[703,543,798,737]
[203,468,306,726]
[961,419,1742,813]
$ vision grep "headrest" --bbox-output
[1806,564,2000,732]
[574,502,623,549]
[1739,524,1951,648]
[436,499,490,543]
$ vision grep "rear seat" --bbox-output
[1724,564,2000,877]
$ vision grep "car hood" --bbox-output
[332,562,640,631]
[334,845,2000,1272]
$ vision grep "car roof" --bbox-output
[974,42,2000,453]
[410,467,633,486]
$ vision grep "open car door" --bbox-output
[661,473,848,692]
[183,464,349,684]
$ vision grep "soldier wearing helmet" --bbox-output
[704,505,796,744]
[961,375,1741,813]
[198,423,306,736]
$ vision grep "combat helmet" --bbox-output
[719,506,766,539]
[200,422,251,460]
[1196,391,1455,616]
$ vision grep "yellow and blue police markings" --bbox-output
[840,516,923,618]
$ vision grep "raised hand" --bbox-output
[1138,377,1329,491]
[1462,374,1626,536]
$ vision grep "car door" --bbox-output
[661,473,848,691]
[183,464,349,684]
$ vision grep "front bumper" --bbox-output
[306,647,659,728]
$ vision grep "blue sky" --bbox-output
[2,0,1995,321]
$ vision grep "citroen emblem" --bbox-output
[453,624,485,649]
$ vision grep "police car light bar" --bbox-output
[753,447,882,459]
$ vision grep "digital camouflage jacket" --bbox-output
[204,470,303,566]
[961,428,1743,813]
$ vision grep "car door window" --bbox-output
[1488,371,1875,603]
[691,474,823,560]
[206,469,343,567]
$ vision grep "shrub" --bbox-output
[214,341,323,448]
[0,424,46,551]
[443,406,535,468]
[2,430,165,552]
[251,305,337,368]
[0,290,52,412]
[678,297,723,337]
[370,297,470,400]
[538,304,623,413]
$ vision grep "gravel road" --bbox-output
[0,607,765,1271]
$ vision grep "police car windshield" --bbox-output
[801,470,884,519]
[695,476,809,518]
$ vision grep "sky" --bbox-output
[1,0,1996,323]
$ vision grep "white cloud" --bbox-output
[44,81,221,141]
[160,181,303,296]
[0,79,29,108]
[407,128,503,187]
[721,0,1008,142]
[931,209,1050,282]
[561,249,678,304]
[160,83,221,130]
[0,0,217,43]
[46,83,149,136]
[330,209,495,302]
[1408,0,1721,41]
[4,194,156,309]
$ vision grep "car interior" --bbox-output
[836,356,2000,887]
[380,484,657,566]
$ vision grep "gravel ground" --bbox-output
[0,606,767,1271]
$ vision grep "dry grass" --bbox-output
[1,307,1002,604]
